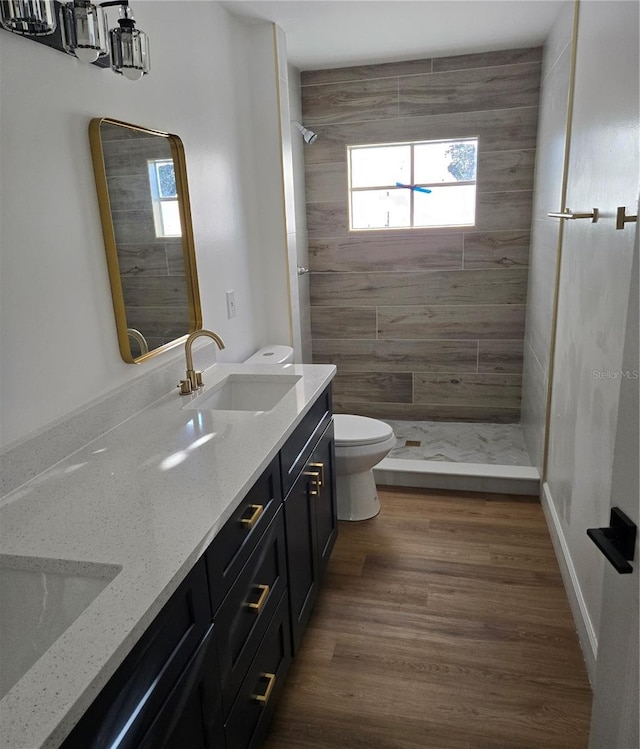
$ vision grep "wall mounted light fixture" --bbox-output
[0,0,149,79]
[292,121,318,145]
[0,0,58,35]
[62,0,107,62]
[101,0,149,79]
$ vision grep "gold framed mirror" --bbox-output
[89,117,202,363]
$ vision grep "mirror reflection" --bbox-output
[89,118,202,363]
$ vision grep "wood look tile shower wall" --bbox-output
[302,47,542,422]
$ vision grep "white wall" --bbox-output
[521,0,574,470]
[533,0,639,682]
[0,2,282,448]
[287,63,313,363]
[272,26,316,365]
[274,26,302,361]
[241,23,292,352]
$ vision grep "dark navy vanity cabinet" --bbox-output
[60,385,337,749]
[284,419,337,653]
[60,561,222,749]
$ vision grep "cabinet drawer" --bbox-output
[61,560,211,749]
[206,455,282,613]
[138,623,224,749]
[280,385,332,496]
[224,591,292,749]
[216,507,288,716]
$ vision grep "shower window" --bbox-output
[348,138,478,230]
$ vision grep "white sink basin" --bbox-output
[0,556,120,699]
[183,373,301,412]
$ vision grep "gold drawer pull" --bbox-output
[252,672,276,705]
[245,584,270,612]
[303,470,321,496]
[240,504,264,530]
[309,461,324,487]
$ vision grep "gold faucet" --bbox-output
[178,329,225,395]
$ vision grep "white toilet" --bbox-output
[333,414,395,521]
[245,346,396,521]
[244,344,295,365]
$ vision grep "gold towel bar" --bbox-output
[548,208,599,222]
[616,206,638,230]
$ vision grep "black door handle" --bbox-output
[587,507,637,574]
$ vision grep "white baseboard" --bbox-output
[541,481,598,683]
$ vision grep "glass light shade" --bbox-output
[109,24,149,79]
[0,0,57,35]
[64,1,107,62]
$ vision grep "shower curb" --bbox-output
[374,458,540,496]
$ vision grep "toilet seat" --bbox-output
[334,414,394,448]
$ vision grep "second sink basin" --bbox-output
[0,555,121,699]
[183,373,301,412]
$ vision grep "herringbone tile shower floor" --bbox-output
[385,420,531,466]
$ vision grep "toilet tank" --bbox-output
[244,345,294,365]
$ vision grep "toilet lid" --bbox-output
[333,414,395,447]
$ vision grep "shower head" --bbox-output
[293,121,318,145]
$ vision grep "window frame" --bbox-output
[147,158,182,238]
[347,137,478,231]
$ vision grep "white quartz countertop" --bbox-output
[0,362,336,749]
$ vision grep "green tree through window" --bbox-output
[446,142,477,182]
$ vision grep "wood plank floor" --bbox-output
[263,487,592,749]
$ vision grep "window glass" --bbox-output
[414,141,477,183]
[156,161,177,198]
[351,188,411,229]
[350,145,410,188]
[413,185,476,227]
[148,159,181,237]
[159,201,182,236]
